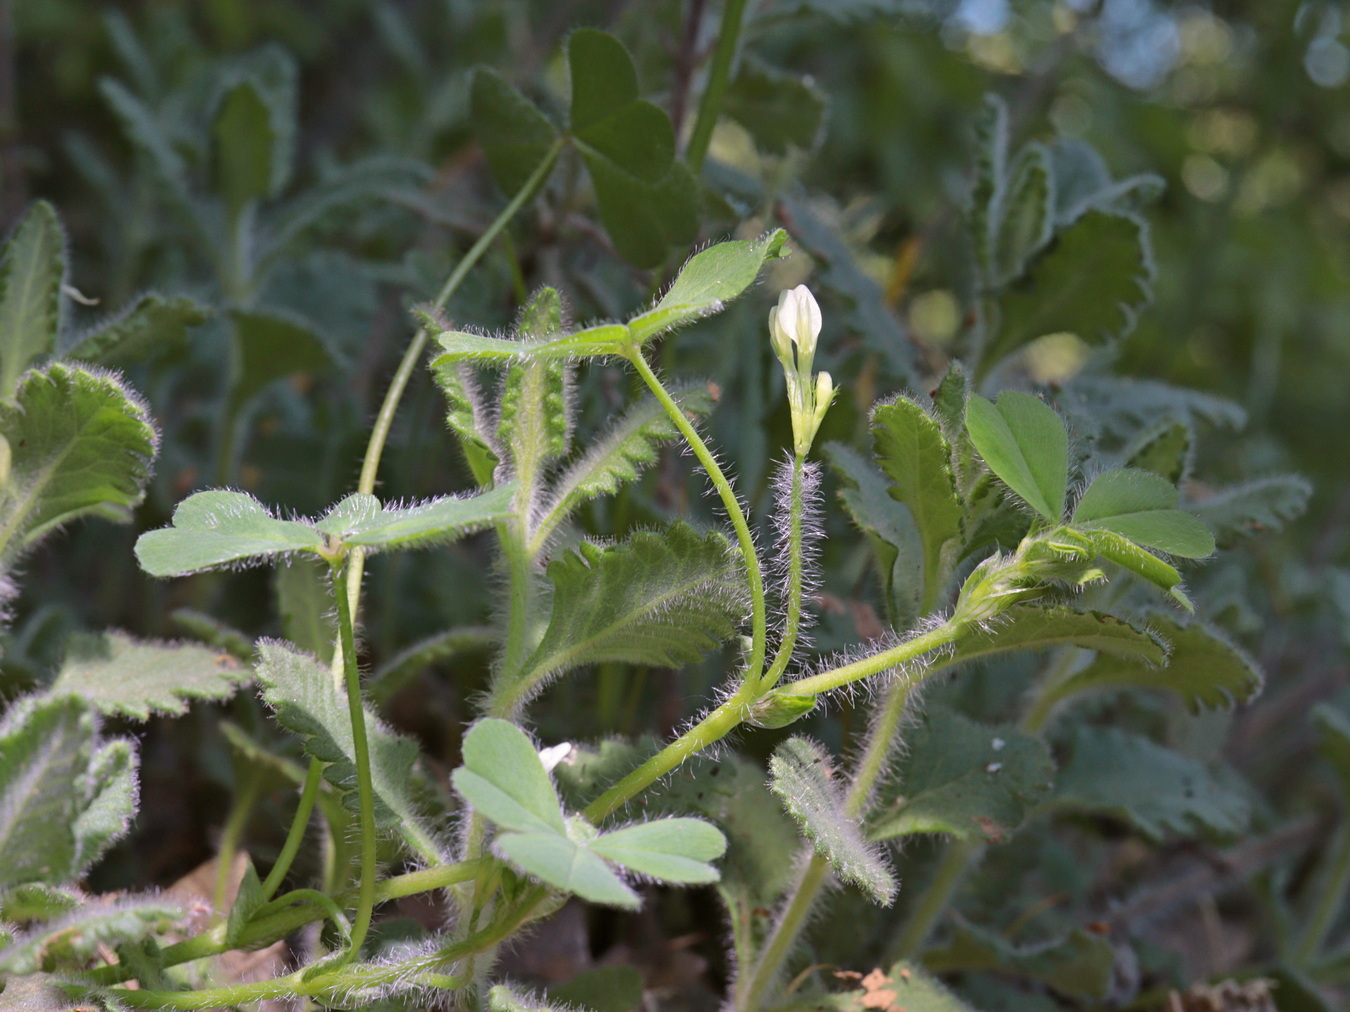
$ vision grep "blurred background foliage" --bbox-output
[3,0,1350,1007]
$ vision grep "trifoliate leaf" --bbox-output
[985,209,1152,366]
[869,706,1053,844]
[504,524,747,712]
[470,68,559,197]
[965,392,1068,522]
[254,641,439,859]
[135,490,321,576]
[870,397,963,608]
[1049,726,1250,841]
[627,230,788,344]
[1041,617,1260,715]
[769,737,895,903]
[0,363,156,561]
[498,831,640,908]
[50,631,252,720]
[452,718,566,836]
[923,923,1114,1001]
[1072,468,1213,558]
[0,201,64,403]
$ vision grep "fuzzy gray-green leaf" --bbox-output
[255,641,439,857]
[499,288,570,484]
[0,894,186,976]
[770,737,895,904]
[0,201,64,402]
[1049,726,1250,841]
[1040,617,1260,715]
[71,738,138,873]
[870,706,1053,844]
[871,397,963,609]
[50,631,253,720]
[316,483,517,551]
[275,556,336,664]
[63,293,208,368]
[136,490,322,576]
[948,605,1167,668]
[0,363,157,564]
[506,524,747,712]
[1190,475,1311,548]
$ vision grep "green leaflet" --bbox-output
[1190,474,1312,548]
[211,44,298,213]
[769,737,895,904]
[0,201,64,403]
[870,397,964,609]
[254,641,441,860]
[503,524,747,711]
[923,923,1114,1002]
[61,293,208,368]
[869,706,1053,844]
[50,631,253,720]
[471,68,560,197]
[452,719,726,909]
[1072,468,1214,558]
[966,391,1068,522]
[986,209,1153,366]
[0,895,186,976]
[137,490,323,576]
[0,695,138,889]
[535,382,713,547]
[1049,725,1250,841]
[0,363,157,564]
[947,605,1167,668]
[1040,616,1261,715]
[627,229,788,344]
[433,324,630,366]
[314,484,517,550]
[826,440,923,628]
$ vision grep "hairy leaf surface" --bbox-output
[0,201,64,401]
[769,737,895,903]
[966,392,1067,521]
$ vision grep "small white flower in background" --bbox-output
[769,285,835,455]
[538,741,573,773]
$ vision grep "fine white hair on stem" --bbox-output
[768,454,825,643]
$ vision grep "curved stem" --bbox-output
[779,620,962,698]
[259,758,323,902]
[891,838,979,959]
[331,560,378,960]
[342,136,566,622]
[213,767,264,914]
[760,453,806,692]
[626,348,768,684]
[684,0,749,174]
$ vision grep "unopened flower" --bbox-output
[769,285,835,455]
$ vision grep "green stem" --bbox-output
[1294,821,1350,964]
[626,348,768,684]
[331,560,378,960]
[342,135,566,621]
[584,687,753,822]
[212,767,264,914]
[254,888,352,943]
[82,860,492,988]
[738,679,918,1008]
[684,0,749,173]
[259,758,323,902]
[891,838,979,959]
[778,620,963,698]
[760,453,807,692]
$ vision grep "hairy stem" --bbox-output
[760,453,807,692]
[259,758,323,902]
[342,135,566,622]
[331,560,379,960]
[684,0,749,173]
[626,348,768,684]
[779,619,963,698]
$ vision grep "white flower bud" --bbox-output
[770,285,822,361]
[769,285,835,456]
